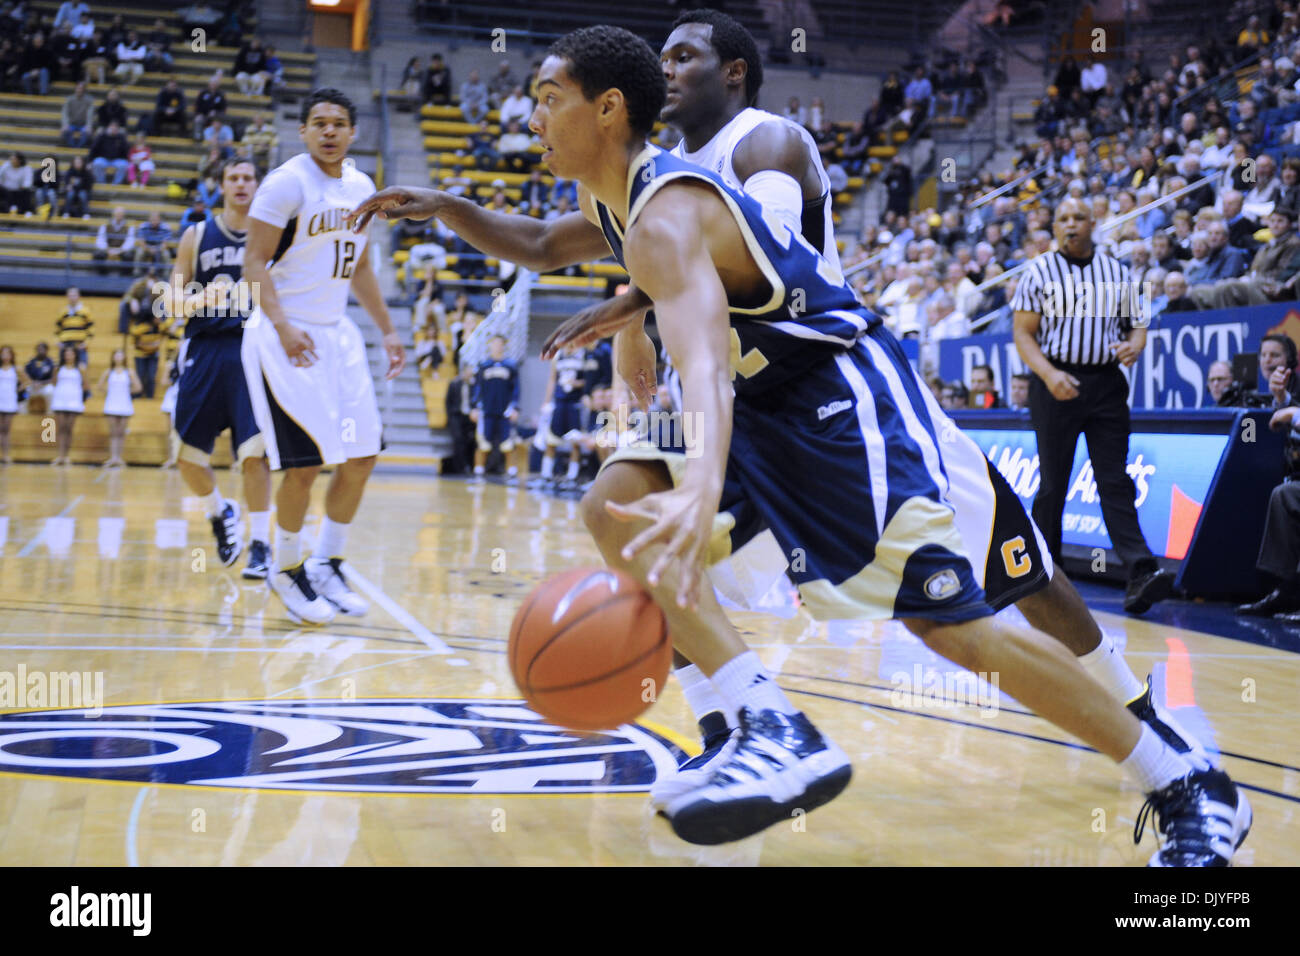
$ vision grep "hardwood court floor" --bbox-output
[0,463,1296,866]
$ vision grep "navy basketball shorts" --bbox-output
[477,413,517,452]
[175,332,264,462]
[545,399,585,446]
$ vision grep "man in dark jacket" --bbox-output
[152,77,187,136]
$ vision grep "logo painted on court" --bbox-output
[0,699,686,794]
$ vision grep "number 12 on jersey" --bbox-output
[332,239,357,279]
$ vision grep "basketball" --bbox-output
[509,567,671,730]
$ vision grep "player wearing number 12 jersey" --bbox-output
[242,88,406,626]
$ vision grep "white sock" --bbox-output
[275,524,301,571]
[313,516,348,561]
[1121,724,1194,792]
[1078,633,1147,703]
[474,465,484,475]
[541,455,555,479]
[710,651,797,716]
[204,488,225,517]
[506,465,518,477]
[565,458,580,480]
[675,664,733,725]
[248,510,270,544]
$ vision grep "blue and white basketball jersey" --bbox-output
[473,358,519,418]
[552,352,587,403]
[591,147,878,397]
[187,214,248,337]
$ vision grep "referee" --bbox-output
[1011,197,1175,615]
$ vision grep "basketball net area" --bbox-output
[457,266,535,368]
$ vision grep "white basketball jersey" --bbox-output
[249,152,376,325]
[671,107,842,278]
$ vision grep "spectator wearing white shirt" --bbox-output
[1080,57,1108,106]
[1201,125,1234,170]
[1245,153,1282,219]
[806,96,826,131]
[70,12,94,41]
[499,85,532,129]
[497,120,535,173]
[114,31,147,85]
[783,96,806,127]
[920,292,968,377]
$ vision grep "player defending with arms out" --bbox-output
[165,158,273,578]
[540,8,1213,821]
[242,88,405,624]
[471,333,524,484]
[348,28,1248,863]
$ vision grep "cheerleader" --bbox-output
[97,348,142,468]
[0,345,25,464]
[50,345,85,465]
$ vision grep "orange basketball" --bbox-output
[509,567,671,731]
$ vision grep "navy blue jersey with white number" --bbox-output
[473,358,519,417]
[552,352,587,403]
[591,147,879,396]
[187,215,249,337]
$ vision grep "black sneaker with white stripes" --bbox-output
[1134,768,1252,866]
[209,499,242,567]
[665,707,851,845]
[242,540,271,580]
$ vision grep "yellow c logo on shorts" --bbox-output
[1000,536,1031,578]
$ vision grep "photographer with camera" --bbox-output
[1215,335,1300,408]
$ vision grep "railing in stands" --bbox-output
[965,172,1219,330]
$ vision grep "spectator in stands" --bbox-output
[968,364,1002,408]
[126,133,153,188]
[193,73,227,141]
[233,38,268,96]
[89,120,130,184]
[1080,56,1108,107]
[56,288,92,369]
[242,111,277,169]
[0,151,33,215]
[53,24,86,84]
[179,197,208,231]
[400,56,422,98]
[93,206,135,276]
[202,114,235,160]
[1201,125,1234,171]
[840,121,871,176]
[466,119,498,170]
[1150,230,1181,272]
[1198,219,1250,282]
[498,120,534,174]
[499,84,532,129]
[122,285,162,398]
[144,18,172,72]
[483,182,514,215]
[1191,206,1300,308]
[939,381,969,411]
[823,153,848,194]
[134,210,172,275]
[879,70,904,119]
[54,1,89,31]
[904,65,933,116]
[151,76,187,137]
[460,69,488,124]
[57,154,92,218]
[1008,372,1030,411]
[1238,14,1269,59]
[884,155,912,218]
[1278,157,1300,214]
[488,60,518,109]
[19,31,51,96]
[1161,270,1198,313]
[447,293,482,363]
[80,29,109,85]
[102,13,127,49]
[1034,85,1065,139]
[61,80,94,147]
[424,52,452,105]
[550,177,577,209]
[518,168,548,216]
[1205,360,1234,406]
[95,87,128,132]
[1221,188,1261,252]
[113,30,147,86]
[261,44,284,93]
[1245,153,1281,214]
[782,96,805,127]
[1053,55,1081,100]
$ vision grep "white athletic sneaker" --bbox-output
[305,557,369,616]
[664,707,852,845]
[269,562,336,625]
[650,711,738,812]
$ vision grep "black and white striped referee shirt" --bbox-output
[1010,249,1141,366]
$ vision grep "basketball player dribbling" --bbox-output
[348,28,1249,864]
[166,158,272,578]
[242,88,406,625]
[541,8,1219,822]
